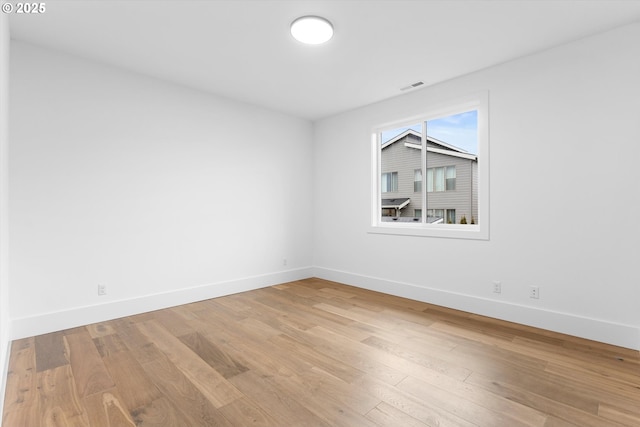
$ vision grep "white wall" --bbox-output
[9,42,314,337]
[0,11,11,407]
[313,23,640,349]
[6,24,640,350]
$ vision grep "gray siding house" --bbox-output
[381,130,478,224]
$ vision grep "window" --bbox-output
[446,209,456,224]
[434,167,444,192]
[370,92,489,239]
[381,172,398,193]
[446,166,456,191]
[427,209,444,223]
[426,166,455,192]
[414,169,422,192]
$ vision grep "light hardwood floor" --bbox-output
[3,278,639,426]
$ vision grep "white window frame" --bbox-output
[369,91,489,240]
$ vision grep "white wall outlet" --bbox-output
[529,286,539,299]
[98,284,107,296]
[493,281,502,293]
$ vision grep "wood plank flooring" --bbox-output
[3,278,639,426]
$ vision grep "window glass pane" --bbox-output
[427,209,444,223]
[414,169,422,192]
[447,209,456,224]
[391,172,398,191]
[381,172,398,193]
[425,111,478,225]
[380,124,421,222]
[446,166,456,191]
[434,167,444,192]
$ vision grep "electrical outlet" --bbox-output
[493,281,502,293]
[98,284,107,296]
[529,286,539,299]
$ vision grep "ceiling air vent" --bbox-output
[400,81,424,91]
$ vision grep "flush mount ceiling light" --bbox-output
[290,16,334,45]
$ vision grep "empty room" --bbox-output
[1,1,639,426]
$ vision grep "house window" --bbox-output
[381,172,398,193]
[426,166,455,192]
[371,92,489,239]
[446,166,456,191]
[427,209,444,223]
[446,209,456,224]
[414,169,422,192]
[434,167,444,192]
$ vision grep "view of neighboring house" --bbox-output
[381,129,478,224]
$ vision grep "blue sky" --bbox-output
[381,110,478,155]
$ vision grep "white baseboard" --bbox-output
[10,267,314,340]
[9,265,639,351]
[313,266,640,351]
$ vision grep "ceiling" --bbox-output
[8,0,640,120]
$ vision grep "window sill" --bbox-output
[368,223,488,240]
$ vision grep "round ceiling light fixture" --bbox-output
[290,16,334,45]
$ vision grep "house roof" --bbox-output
[381,198,411,209]
[381,129,421,149]
[382,129,477,161]
[383,129,466,151]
